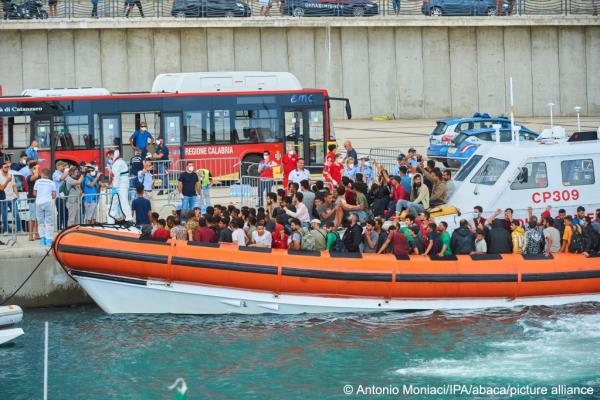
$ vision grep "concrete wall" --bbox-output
[1,24,599,119]
[0,248,91,308]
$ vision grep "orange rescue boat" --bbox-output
[54,225,600,314]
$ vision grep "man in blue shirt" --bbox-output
[131,184,152,226]
[399,165,412,194]
[82,166,102,224]
[129,122,154,158]
[25,140,39,161]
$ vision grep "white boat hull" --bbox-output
[0,305,23,327]
[0,328,24,345]
[73,271,600,315]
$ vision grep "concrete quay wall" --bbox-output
[0,17,599,119]
[0,247,91,308]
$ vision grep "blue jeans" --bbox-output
[258,179,273,207]
[181,195,197,220]
[56,197,68,230]
[198,187,211,209]
[396,199,425,217]
[157,162,168,191]
[1,198,21,234]
[349,210,369,223]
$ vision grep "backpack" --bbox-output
[525,229,544,254]
[300,230,316,251]
[569,226,585,253]
[59,180,70,197]
[331,231,346,253]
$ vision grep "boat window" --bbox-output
[455,155,483,181]
[470,157,509,186]
[510,161,548,190]
[561,159,595,186]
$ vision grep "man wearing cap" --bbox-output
[309,219,327,251]
[129,122,154,158]
[358,156,374,185]
[392,153,406,176]
[407,147,419,168]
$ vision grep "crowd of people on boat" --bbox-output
[135,141,600,259]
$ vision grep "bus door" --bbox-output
[31,115,56,169]
[99,115,121,176]
[162,113,183,163]
[283,108,325,173]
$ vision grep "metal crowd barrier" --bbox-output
[0,0,595,19]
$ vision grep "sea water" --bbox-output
[1,304,600,399]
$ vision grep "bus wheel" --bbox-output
[241,154,262,177]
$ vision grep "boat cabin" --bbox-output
[446,130,600,221]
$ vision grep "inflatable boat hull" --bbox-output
[54,226,600,315]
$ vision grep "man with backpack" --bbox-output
[309,219,327,251]
[523,220,544,255]
[325,222,345,252]
[562,215,584,253]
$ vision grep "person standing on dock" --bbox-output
[129,122,153,158]
[33,169,56,247]
[178,161,200,222]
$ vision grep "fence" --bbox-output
[0,0,596,19]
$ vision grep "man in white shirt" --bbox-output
[33,168,57,246]
[543,218,561,255]
[231,219,247,247]
[108,149,133,223]
[287,158,311,186]
[137,159,154,209]
[251,223,272,248]
[284,192,310,227]
[0,159,21,235]
[52,161,69,230]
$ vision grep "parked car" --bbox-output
[427,113,511,166]
[446,126,539,168]
[282,0,379,17]
[421,0,507,16]
[171,0,251,17]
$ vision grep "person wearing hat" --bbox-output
[392,153,406,176]
[129,121,154,159]
[407,148,419,168]
[309,219,327,251]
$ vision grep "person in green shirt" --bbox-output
[437,221,453,256]
[325,221,341,251]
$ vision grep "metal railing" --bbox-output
[0,0,596,19]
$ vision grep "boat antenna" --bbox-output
[510,77,515,143]
[548,102,555,128]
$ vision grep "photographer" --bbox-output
[82,164,103,224]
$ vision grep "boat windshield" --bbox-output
[470,157,509,186]
[455,155,483,181]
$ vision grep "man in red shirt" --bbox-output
[325,143,337,164]
[194,217,217,243]
[377,225,409,257]
[389,176,408,215]
[258,150,277,207]
[152,219,171,240]
[281,145,298,192]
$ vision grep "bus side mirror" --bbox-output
[345,101,352,120]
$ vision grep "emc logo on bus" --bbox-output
[290,94,314,104]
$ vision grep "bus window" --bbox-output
[54,115,92,150]
[308,110,324,164]
[510,161,548,190]
[185,111,211,145]
[33,119,51,149]
[8,116,31,148]
[561,159,595,186]
[234,109,279,144]
[214,110,231,143]
[470,157,509,186]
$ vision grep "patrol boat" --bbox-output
[438,128,600,225]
